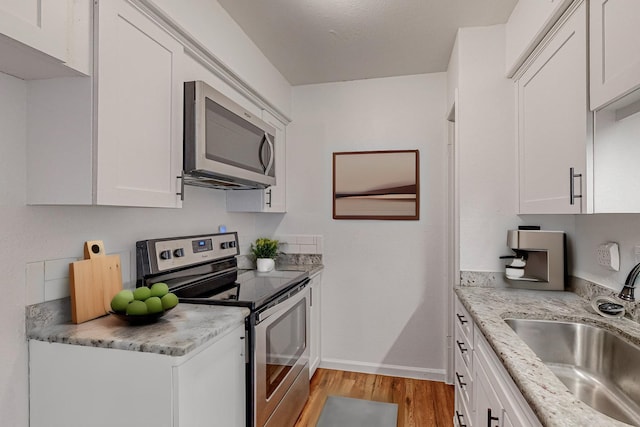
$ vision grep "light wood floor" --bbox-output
[293,369,454,427]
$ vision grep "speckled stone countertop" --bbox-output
[238,264,324,277]
[455,286,640,427]
[27,304,249,357]
[276,263,324,276]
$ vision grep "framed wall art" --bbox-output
[332,150,419,220]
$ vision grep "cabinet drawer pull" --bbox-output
[455,410,467,427]
[487,408,499,427]
[455,372,467,388]
[456,313,468,325]
[456,340,468,353]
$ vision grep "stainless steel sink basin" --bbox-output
[504,318,640,426]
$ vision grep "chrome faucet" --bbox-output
[619,262,640,302]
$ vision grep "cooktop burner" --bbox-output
[175,269,308,309]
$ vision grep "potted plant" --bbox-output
[251,237,279,272]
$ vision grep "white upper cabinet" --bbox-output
[0,0,91,77]
[226,110,287,213]
[589,0,640,111]
[505,0,573,77]
[94,0,183,208]
[27,0,184,208]
[516,1,590,214]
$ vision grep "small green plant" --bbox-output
[251,237,279,259]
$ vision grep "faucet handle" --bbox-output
[619,285,636,302]
[619,262,640,302]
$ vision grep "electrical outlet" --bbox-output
[597,242,620,271]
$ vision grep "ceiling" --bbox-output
[218,0,518,86]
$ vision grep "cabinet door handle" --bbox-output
[487,408,499,427]
[455,372,467,388]
[569,167,582,205]
[176,171,185,201]
[456,340,468,353]
[455,410,467,427]
[265,188,272,208]
[456,313,468,324]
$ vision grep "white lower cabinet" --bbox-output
[29,324,246,427]
[454,296,541,427]
[309,271,322,378]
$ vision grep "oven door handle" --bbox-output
[256,279,310,324]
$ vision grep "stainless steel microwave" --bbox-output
[183,81,276,190]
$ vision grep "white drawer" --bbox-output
[455,297,474,346]
[455,321,473,371]
[454,338,473,410]
[454,385,473,427]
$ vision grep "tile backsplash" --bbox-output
[275,235,323,255]
[25,250,133,306]
[237,234,324,269]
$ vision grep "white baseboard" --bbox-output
[319,358,446,382]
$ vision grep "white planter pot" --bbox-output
[256,258,275,272]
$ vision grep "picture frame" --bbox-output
[332,150,419,220]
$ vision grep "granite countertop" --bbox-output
[239,264,324,276]
[276,263,324,276]
[27,304,249,357]
[27,263,323,358]
[455,286,640,427]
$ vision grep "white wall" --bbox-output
[574,215,640,292]
[455,25,575,272]
[259,73,449,379]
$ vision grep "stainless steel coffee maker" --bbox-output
[500,229,566,291]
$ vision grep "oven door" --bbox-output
[254,285,310,427]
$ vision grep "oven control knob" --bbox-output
[173,248,185,258]
[229,241,237,248]
[221,242,229,249]
[160,250,172,260]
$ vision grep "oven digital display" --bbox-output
[192,238,213,253]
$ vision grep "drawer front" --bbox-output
[454,386,473,427]
[454,340,473,410]
[455,321,473,370]
[455,297,474,345]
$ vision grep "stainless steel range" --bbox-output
[136,232,310,427]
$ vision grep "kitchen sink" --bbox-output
[504,318,640,426]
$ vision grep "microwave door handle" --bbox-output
[258,138,267,170]
[264,132,275,175]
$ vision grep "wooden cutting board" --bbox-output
[69,241,123,324]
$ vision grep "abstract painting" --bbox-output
[333,150,419,220]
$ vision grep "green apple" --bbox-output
[126,300,148,315]
[145,296,163,314]
[110,290,134,312]
[150,282,169,298]
[161,292,179,310]
[133,286,151,301]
